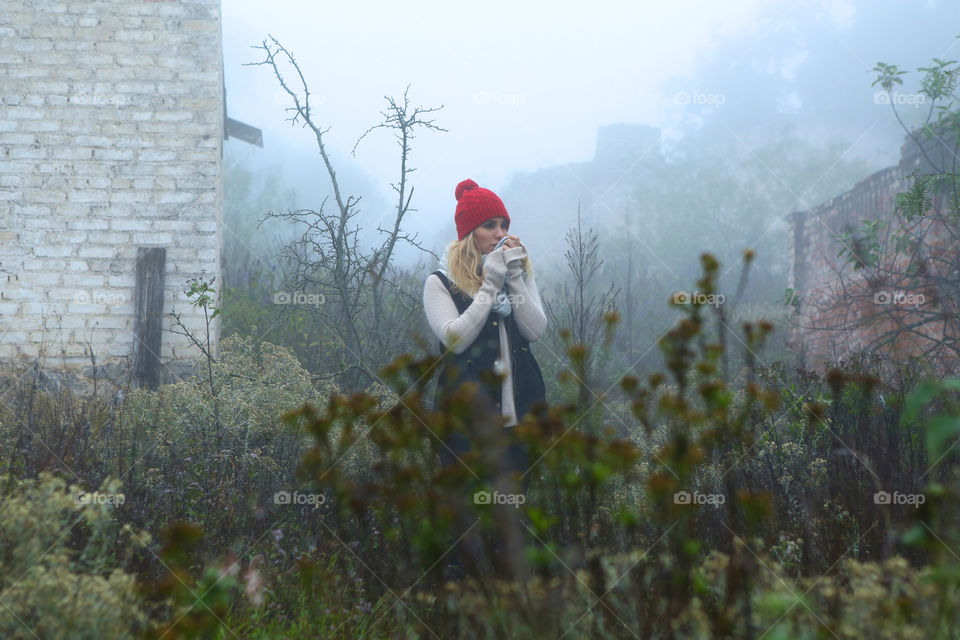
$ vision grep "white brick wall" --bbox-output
[0,0,223,379]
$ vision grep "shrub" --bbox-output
[0,473,146,640]
[113,335,337,546]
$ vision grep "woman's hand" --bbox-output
[481,249,509,289]
[502,234,523,249]
[502,246,527,274]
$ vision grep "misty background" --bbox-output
[218,0,960,382]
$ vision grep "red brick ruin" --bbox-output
[787,130,959,379]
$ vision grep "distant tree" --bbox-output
[543,203,619,432]
[592,129,874,379]
[221,155,294,292]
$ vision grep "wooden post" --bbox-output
[133,247,166,389]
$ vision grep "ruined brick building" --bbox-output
[787,131,958,376]
[0,0,258,388]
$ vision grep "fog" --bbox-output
[221,0,959,296]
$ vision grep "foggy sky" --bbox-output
[221,0,959,262]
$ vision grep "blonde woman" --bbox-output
[423,179,547,477]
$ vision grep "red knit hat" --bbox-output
[454,179,510,241]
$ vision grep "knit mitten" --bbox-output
[481,247,509,290]
[504,246,527,278]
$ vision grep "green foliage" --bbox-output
[113,335,336,544]
[0,474,146,640]
[184,275,220,321]
[836,219,885,271]
[138,521,250,640]
[407,551,955,640]
[892,376,960,636]
[220,279,340,378]
[917,57,960,104]
[894,175,934,222]
[902,377,960,466]
[125,334,327,436]
[781,287,800,309]
[871,61,907,92]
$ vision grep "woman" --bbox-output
[423,178,547,479]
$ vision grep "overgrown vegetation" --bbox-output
[2,252,959,638]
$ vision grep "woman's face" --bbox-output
[472,217,509,255]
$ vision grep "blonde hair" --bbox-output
[445,230,532,297]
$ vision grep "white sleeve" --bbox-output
[506,271,547,342]
[423,274,498,355]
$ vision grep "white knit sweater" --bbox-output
[423,263,547,426]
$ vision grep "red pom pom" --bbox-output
[455,179,479,201]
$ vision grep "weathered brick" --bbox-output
[155,191,195,204]
[0,133,38,145]
[68,302,108,314]
[18,120,61,132]
[2,0,222,379]
[2,288,40,301]
[34,245,74,258]
[77,246,115,259]
[91,148,135,161]
[138,150,178,162]
[62,273,107,288]
[67,189,109,203]
[109,191,151,204]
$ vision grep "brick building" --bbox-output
[0,0,230,387]
[787,131,958,376]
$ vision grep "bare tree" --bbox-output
[246,36,444,390]
[543,203,619,427]
[352,86,447,360]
